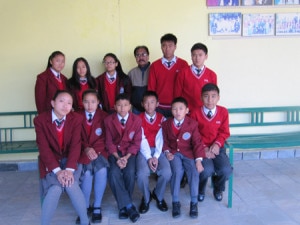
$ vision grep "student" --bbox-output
[104,93,142,223]
[162,97,205,219]
[35,51,68,114]
[128,45,151,114]
[68,57,97,111]
[136,91,171,214]
[77,89,108,224]
[174,43,217,114]
[96,53,132,113]
[148,33,188,118]
[190,83,232,202]
[34,90,89,225]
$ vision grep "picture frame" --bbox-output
[208,13,242,36]
[274,0,299,4]
[207,0,240,6]
[242,13,275,36]
[276,13,300,35]
[242,0,272,5]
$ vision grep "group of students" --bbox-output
[34,33,232,225]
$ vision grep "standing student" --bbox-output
[174,43,217,114]
[96,53,132,113]
[148,33,188,118]
[34,90,89,225]
[162,97,205,219]
[190,83,232,203]
[35,51,68,114]
[104,93,142,223]
[77,89,108,224]
[128,45,151,114]
[136,91,171,214]
[68,57,97,111]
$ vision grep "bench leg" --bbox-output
[227,145,234,208]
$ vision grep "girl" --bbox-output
[68,57,97,111]
[35,51,68,114]
[96,53,132,113]
[76,89,108,224]
[34,90,89,225]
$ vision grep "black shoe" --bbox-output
[119,207,128,219]
[127,205,140,223]
[172,202,181,218]
[91,207,102,223]
[198,193,205,202]
[189,202,198,218]
[180,173,188,188]
[138,195,151,214]
[152,190,168,212]
[213,190,223,201]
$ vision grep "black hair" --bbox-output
[191,43,208,55]
[134,45,149,56]
[82,89,100,101]
[115,93,131,103]
[171,97,188,108]
[46,51,65,69]
[52,90,73,101]
[142,91,159,102]
[68,57,96,90]
[160,33,177,45]
[103,53,127,78]
[201,83,220,95]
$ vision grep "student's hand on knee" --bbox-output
[195,160,204,173]
[166,152,174,161]
[56,170,67,186]
[148,157,158,172]
[210,144,220,155]
[64,170,74,187]
[205,149,215,159]
[85,148,98,161]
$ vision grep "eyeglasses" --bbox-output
[135,53,148,58]
[103,61,116,65]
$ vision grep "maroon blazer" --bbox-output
[162,116,205,159]
[34,111,83,178]
[79,109,108,164]
[96,72,132,112]
[35,68,68,114]
[104,112,142,156]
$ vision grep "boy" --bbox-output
[174,42,217,114]
[136,91,171,214]
[190,83,232,202]
[162,97,205,218]
[104,93,142,223]
[148,33,188,117]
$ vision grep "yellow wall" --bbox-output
[1,0,300,112]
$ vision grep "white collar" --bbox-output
[52,110,66,123]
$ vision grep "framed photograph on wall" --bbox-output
[242,14,275,36]
[207,0,239,6]
[208,13,242,36]
[242,0,272,5]
[276,13,300,35]
[274,0,299,4]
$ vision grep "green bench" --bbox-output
[0,111,38,153]
[225,106,300,208]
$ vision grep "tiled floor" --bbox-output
[1,158,300,225]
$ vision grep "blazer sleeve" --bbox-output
[104,118,118,155]
[35,74,47,114]
[191,124,206,159]
[126,118,142,155]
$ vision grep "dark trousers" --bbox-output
[199,147,233,193]
[108,154,136,209]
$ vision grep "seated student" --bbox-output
[34,90,89,225]
[136,91,171,214]
[190,83,232,202]
[104,93,142,223]
[162,97,205,219]
[77,89,108,224]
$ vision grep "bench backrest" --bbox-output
[228,106,300,128]
[0,111,37,142]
